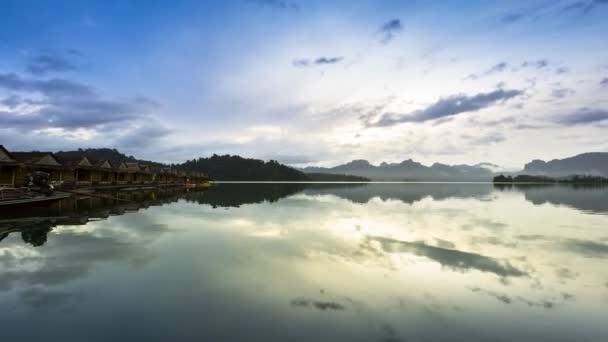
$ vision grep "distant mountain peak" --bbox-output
[344,159,372,167]
[522,152,608,176]
[302,157,493,181]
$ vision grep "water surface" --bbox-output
[1,183,607,341]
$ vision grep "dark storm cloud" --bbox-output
[0,72,153,131]
[26,54,78,75]
[562,0,608,13]
[251,0,298,10]
[0,98,143,129]
[466,62,509,80]
[471,132,507,144]
[563,239,608,258]
[293,56,344,68]
[600,77,608,86]
[379,19,402,43]
[115,123,173,147]
[490,62,508,73]
[1,95,22,109]
[368,236,527,277]
[555,108,608,125]
[551,88,575,98]
[366,89,523,127]
[502,13,524,23]
[0,72,93,98]
[522,59,549,69]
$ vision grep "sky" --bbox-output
[0,0,607,169]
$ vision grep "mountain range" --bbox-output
[301,152,608,181]
[522,153,608,177]
[301,159,493,181]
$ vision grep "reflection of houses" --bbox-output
[0,146,17,188]
[0,186,193,245]
[12,151,65,185]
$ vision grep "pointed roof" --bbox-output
[12,152,63,167]
[58,155,94,169]
[94,159,114,169]
[0,145,17,165]
[124,162,140,173]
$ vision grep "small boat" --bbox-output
[0,188,71,206]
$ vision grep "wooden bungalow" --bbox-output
[115,162,130,184]
[125,162,141,184]
[156,168,170,184]
[58,156,95,187]
[159,168,177,184]
[139,164,154,184]
[12,152,65,185]
[91,159,115,185]
[0,146,18,188]
[150,167,161,184]
[177,171,188,184]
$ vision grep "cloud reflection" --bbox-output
[367,236,527,277]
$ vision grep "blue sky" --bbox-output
[1,0,607,168]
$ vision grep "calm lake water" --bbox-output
[1,183,607,342]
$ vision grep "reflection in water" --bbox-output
[366,236,527,277]
[0,183,607,341]
[494,183,608,215]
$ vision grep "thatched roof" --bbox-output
[95,159,114,170]
[12,152,63,168]
[57,155,94,169]
[124,162,140,173]
[0,145,17,165]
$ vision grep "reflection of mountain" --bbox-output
[302,183,494,204]
[302,159,494,181]
[181,183,494,208]
[182,183,367,207]
[182,183,306,207]
[495,184,608,215]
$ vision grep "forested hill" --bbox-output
[178,155,308,181]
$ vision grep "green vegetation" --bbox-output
[179,155,307,181]
[493,174,608,184]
